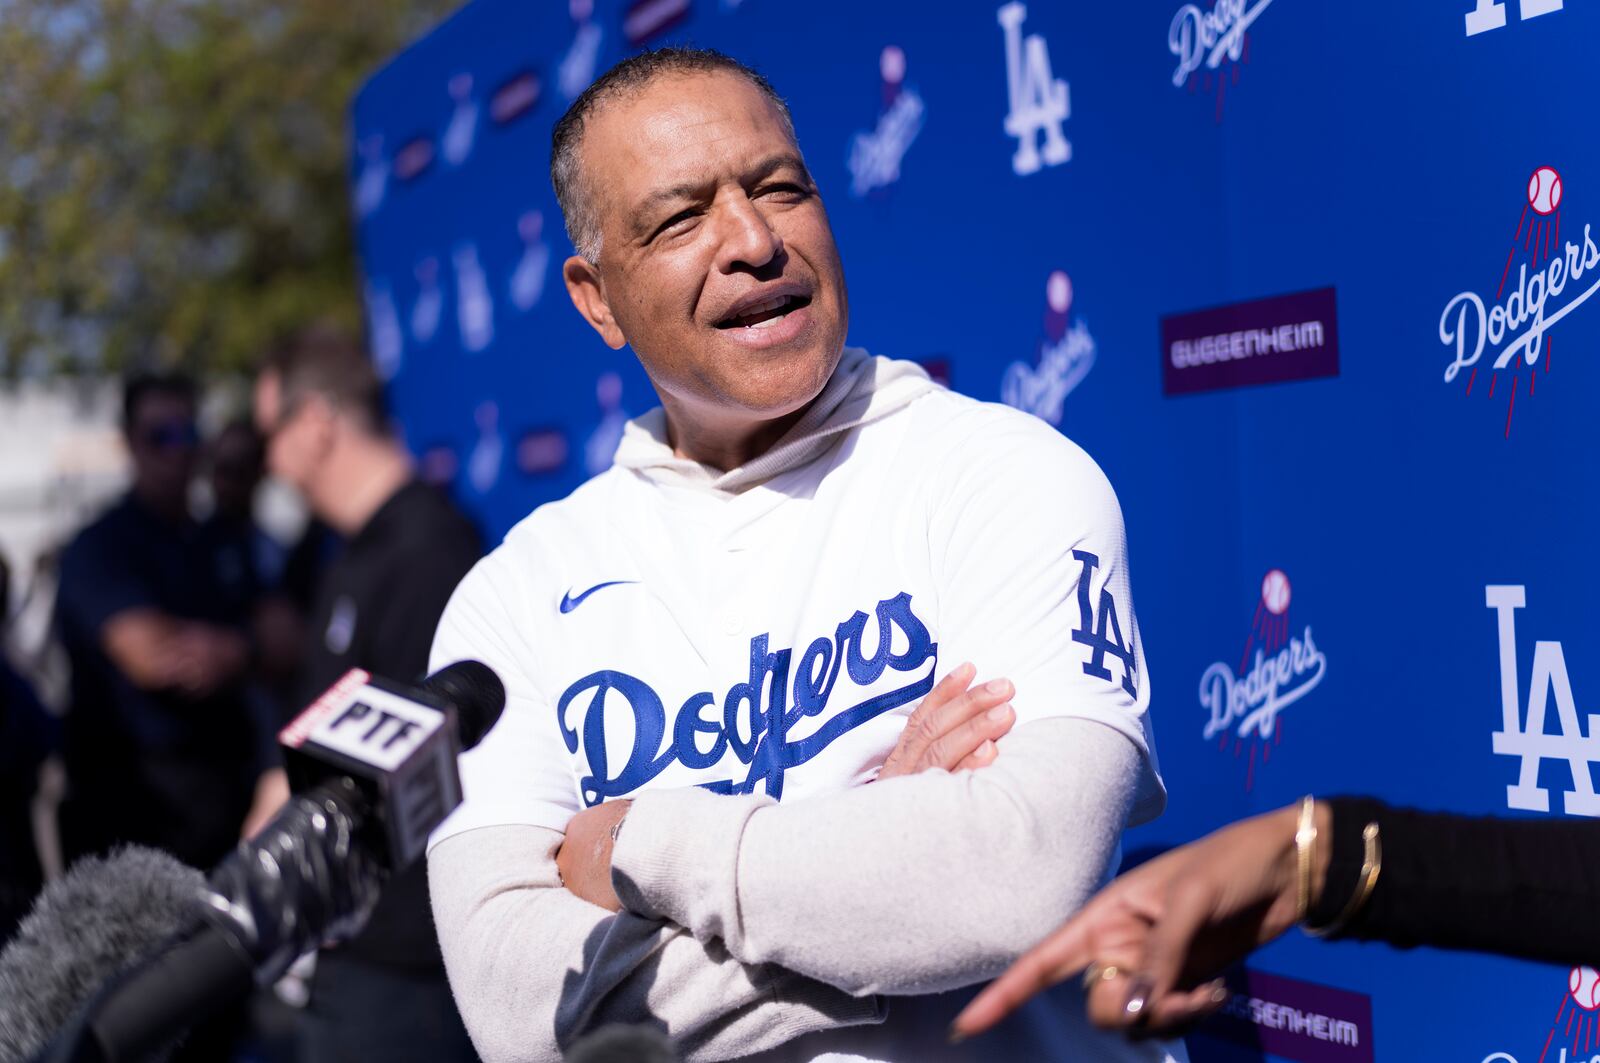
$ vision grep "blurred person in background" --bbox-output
[199,420,308,812]
[52,372,282,871]
[0,550,60,941]
[203,420,289,621]
[253,329,482,1063]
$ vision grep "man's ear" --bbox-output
[563,256,624,350]
[563,255,627,350]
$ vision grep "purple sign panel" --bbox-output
[1195,968,1375,1063]
[1161,286,1340,396]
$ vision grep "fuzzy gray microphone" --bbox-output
[0,846,203,1063]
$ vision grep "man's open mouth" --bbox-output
[715,293,812,330]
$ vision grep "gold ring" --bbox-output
[1081,963,1120,990]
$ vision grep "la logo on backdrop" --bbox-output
[1167,0,1277,122]
[1484,584,1598,817]
[997,2,1070,177]
[1439,166,1599,437]
[1198,569,1327,789]
[1000,270,1097,426]
[1478,586,1600,1062]
[846,46,925,199]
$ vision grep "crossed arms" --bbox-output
[429,709,1141,1062]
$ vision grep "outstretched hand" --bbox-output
[951,801,1331,1040]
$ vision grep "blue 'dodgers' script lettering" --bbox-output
[557,592,937,805]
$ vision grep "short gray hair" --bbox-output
[550,48,796,265]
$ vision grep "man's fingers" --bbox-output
[920,662,976,712]
[922,677,1012,747]
[951,914,1096,1037]
[956,739,998,771]
[880,663,976,777]
[940,703,1014,771]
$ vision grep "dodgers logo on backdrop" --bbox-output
[364,280,403,381]
[997,2,1070,177]
[1480,965,1600,1063]
[557,593,938,804]
[847,46,925,198]
[558,0,602,100]
[442,74,479,167]
[467,400,504,495]
[1000,270,1096,426]
[354,134,388,218]
[509,210,550,312]
[1484,585,1598,816]
[1439,167,1600,437]
[585,371,628,475]
[1199,569,1327,790]
[411,257,442,344]
[1167,0,1276,122]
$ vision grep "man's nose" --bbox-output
[713,195,783,273]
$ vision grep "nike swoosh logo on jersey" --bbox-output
[560,580,638,614]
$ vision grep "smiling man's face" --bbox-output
[562,69,849,452]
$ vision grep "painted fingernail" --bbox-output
[987,703,1012,721]
[1208,979,1229,1004]
[985,678,1011,695]
[1124,976,1153,1019]
[947,1025,968,1044]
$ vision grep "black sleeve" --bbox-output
[362,541,480,686]
[1310,796,1600,966]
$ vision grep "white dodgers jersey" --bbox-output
[429,364,1173,1062]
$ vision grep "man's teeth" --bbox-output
[731,295,795,328]
[740,295,789,317]
[745,310,787,329]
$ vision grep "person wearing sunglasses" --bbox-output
[54,373,277,872]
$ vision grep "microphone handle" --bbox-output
[200,776,382,984]
[42,923,253,1063]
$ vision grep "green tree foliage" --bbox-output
[0,0,455,379]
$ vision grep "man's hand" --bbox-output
[241,768,291,840]
[877,662,1015,781]
[556,798,632,911]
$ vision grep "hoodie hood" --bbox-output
[612,348,936,494]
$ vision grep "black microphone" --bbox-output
[0,847,204,1063]
[46,660,506,1063]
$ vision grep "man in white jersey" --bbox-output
[426,48,1184,1063]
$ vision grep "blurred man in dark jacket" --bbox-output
[254,330,482,1062]
[54,372,279,870]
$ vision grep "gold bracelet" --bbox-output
[1307,821,1382,938]
[1293,795,1317,925]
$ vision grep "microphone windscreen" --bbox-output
[0,845,204,1061]
[423,660,506,751]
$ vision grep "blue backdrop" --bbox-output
[350,2,1600,1059]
